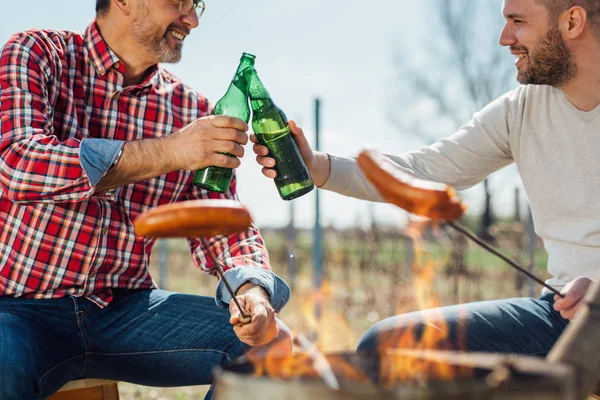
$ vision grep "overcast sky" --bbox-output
[2,0,519,228]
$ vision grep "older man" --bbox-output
[0,0,290,398]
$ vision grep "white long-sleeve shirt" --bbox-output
[322,84,600,293]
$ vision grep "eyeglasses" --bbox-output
[178,0,206,19]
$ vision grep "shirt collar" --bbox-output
[84,19,160,87]
[85,20,123,77]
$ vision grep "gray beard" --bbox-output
[131,10,182,64]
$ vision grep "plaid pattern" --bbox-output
[0,21,270,307]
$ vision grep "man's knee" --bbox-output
[357,312,428,355]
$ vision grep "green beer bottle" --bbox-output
[193,53,256,193]
[249,71,314,200]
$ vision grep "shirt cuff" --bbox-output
[80,138,125,186]
[215,268,291,313]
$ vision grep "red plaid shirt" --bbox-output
[0,21,272,308]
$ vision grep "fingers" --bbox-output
[209,115,249,133]
[235,308,268,338]
[210,128,248,146]
[252,142,269,157]
[553,277,593,320]
[255,154,275,168]
[554,292,584,311]
[261,167,277,179]
[558,303,579,320]
[231,294,278,346]
[209,153,242,169]
[214,140,245,159]
[252,141,278,178]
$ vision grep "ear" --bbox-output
[112,0,131,15]
[561,6,587,39]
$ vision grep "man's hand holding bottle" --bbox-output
[170,115,249,171]
[251,120,331,188]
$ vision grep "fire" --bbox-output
[245,218,472,388]
[376,219,472,386]
[300,281,358,352]
[245,335,369,384]
[245,280,368,385]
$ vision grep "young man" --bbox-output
[254,0,600,363]
[0,0,290,398]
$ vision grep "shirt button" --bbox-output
[89,272,97,279]
[115,61,121,69]
[103,226,109,235]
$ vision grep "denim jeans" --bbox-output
[357,294,570,380]
[0,289,255,399]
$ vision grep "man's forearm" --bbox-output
[95,136,180,193]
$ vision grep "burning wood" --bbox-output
[239,336,369,385]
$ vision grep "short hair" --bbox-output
[536,0,600,38]
[96,0,111,16]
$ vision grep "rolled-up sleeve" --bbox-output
[215,267,290,313]
[80,138,125,186]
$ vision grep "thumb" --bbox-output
[229,296,246,325]
[289,120,309,146]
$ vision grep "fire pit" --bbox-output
[215,350,574,400]
[214,280,600,400]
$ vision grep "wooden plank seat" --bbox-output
[49,380,119,400]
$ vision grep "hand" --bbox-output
[229,284,279,346]
[252,120,330,186]
[553,276,595,320]
[170,115,249,171]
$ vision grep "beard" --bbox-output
[131,2,184,64]
[516,24,578,87]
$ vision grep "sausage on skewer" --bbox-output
[356,149,565,298]
[356,149,466,221]
[133,199,255,322]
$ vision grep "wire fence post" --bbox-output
[312,97,323,341]
[159,239,169,290]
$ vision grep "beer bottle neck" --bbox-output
[248,71,271,101]
[228,61,254,95]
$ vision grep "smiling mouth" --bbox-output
[169,30,186,41]
[515,53,528,66]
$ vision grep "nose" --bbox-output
[181,8,199,29]
[499,23,516,47]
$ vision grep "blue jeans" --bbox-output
[0,289,261,399]
[357,294,569,380]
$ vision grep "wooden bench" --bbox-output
[49,380,119,400]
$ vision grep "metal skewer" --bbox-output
[200,237,253,323]
[294,334,340,390]
[447,221,565,298]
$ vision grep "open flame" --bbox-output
[376,220,472,386]
[246,219,471,388]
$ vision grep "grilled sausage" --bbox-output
[134,199,253,238]
[356,149,466,221]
